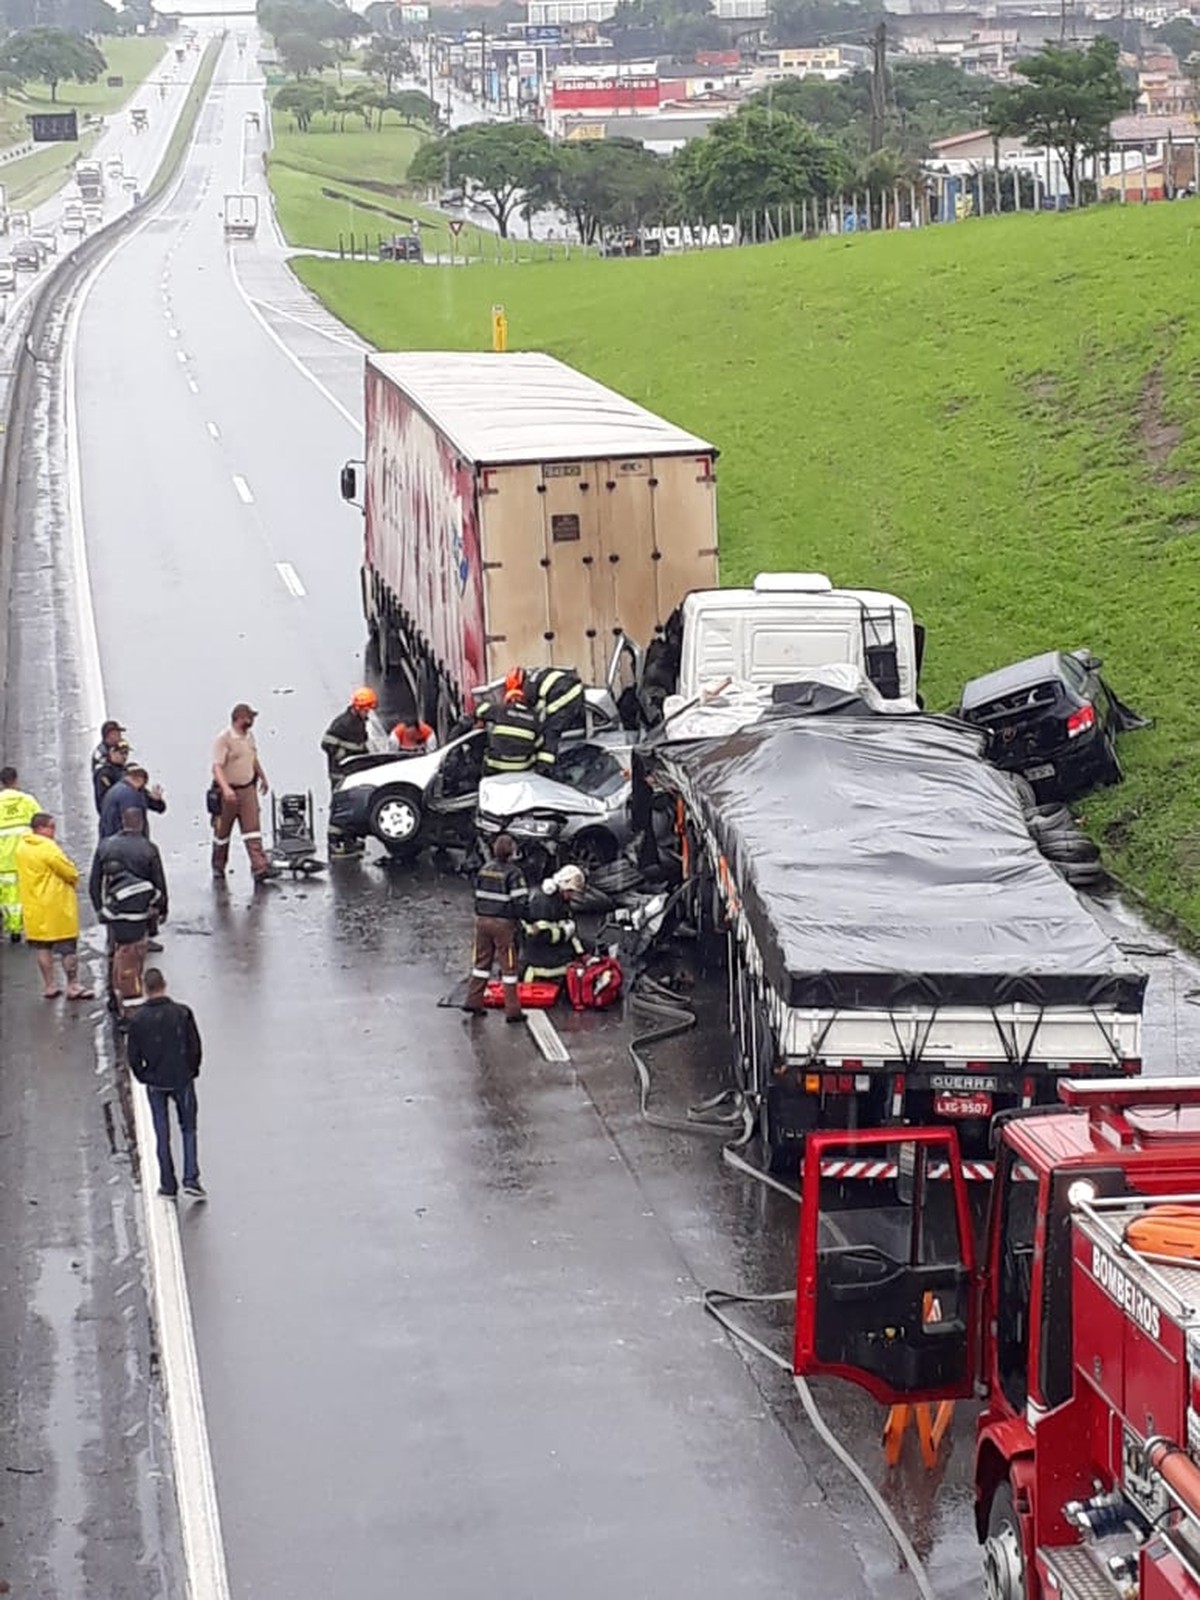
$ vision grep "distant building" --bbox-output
[752,44,870,79]
[528,0,614,26]
[559,109,729,151]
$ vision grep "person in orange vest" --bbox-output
[388,717,437,754]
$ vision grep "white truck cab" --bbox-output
[670,572,923,710]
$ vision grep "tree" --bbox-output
[386,88,438,128]
[606,0,725,59]
[274,77,324,130]
[275,30,334,75]
[409,122,557,236]
[0,27,105,101]
[987,38,1131,200]
[363,33,413,93]
[527,138,675,242]
[674,105,848,219]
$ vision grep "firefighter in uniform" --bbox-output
[321,687,377,857]
[528,666,585,773]
[0,766,42,941]
[520,863,586,984]
[463,833,527,1021]
[479,671,543,776]
[388,718,437,754]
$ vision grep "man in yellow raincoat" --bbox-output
[0,765,42,941]
[15,813,92,1000]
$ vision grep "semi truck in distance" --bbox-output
[340,351,720,737]
[223,194,259,239]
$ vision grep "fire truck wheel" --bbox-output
[983,1482,1027,1600]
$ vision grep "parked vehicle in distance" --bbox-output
[11,239,40,271]
[106,157,124,179]
[61,210,85,235]
[130,106,148,132]
[8,210,30,234]
[32,228,58,256]
[958,649,1126,802]
[379,233,423,262]
[0,258,17,291]
[438,189,464,208]
[601,233,662,258]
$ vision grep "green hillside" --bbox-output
[293,204,1200,930]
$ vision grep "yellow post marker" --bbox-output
[491,304,508,353]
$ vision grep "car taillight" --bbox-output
[1066,704,1096,738]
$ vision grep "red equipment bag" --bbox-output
[483,979,560,1010]
[565,955,623,1011]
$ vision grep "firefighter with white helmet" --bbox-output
[520,863,586,984]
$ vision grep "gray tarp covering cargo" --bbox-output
[643,690,1146,1013]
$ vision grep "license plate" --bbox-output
[1025,763,1055,781]
[935,1091,993,1119]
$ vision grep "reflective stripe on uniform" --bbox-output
[500,975,518,985]
[112,879,155,901]
[470,967,489,979]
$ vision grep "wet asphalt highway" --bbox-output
[66,34,917,1600]
[7,26,1200,1599]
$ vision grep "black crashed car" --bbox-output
[958,649,1129,802]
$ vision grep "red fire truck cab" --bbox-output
[794,1081,1200,1600]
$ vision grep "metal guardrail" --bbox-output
[0,35,221,707]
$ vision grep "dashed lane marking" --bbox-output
[275,560,305,597]
[232,473,253,505]
[526,1009,570,1063]
[205,421,220,441]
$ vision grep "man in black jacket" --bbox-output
[463,833,527,1022]
[90,809,168,1017]
[126,968,205,1201]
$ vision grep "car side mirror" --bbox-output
[1073,648,1102,672]
[340,463,358,502]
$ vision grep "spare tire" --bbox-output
[1038,834,1102,864]
[1056,859,1110,889]
[1005,774,1038,811]
[1027,803,1075,833]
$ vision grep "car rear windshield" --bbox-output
[963,681,1060,722]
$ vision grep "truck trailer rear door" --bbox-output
[794,1128,978,1405]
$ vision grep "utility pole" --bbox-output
[480,22,487,107]
[869,21,887,153]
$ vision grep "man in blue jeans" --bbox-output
[126,967,206,1201]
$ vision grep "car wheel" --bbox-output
[369,787,423,856]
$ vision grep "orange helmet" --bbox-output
[350,687,378,712]
[505,667,525,696]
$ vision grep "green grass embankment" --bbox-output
[294,202,1200,928]
[268,121,493,257]
[0,36,167,208]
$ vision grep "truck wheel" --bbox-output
[983,1483,1027,1600]
[369,787,423,857]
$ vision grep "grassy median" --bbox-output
[294,200,1200,929]
[268,121,493,258]
[0,36,168,207]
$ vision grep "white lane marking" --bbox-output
[61,58,232,1600]
[254,298,364,354]
[187,378,199,394]
[526,1009,570,1062]
[176,349,188,363]
[205,420,220,441]
[275,560,306,597]
[232,473,254,505]
[227,247,360,433]
[168,327,180,339]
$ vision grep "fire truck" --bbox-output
[793,1079,1200,1600]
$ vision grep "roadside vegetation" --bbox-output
[296,201,1200,925]
[0,34,165,206]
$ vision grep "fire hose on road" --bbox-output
[627,970,941,1600]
